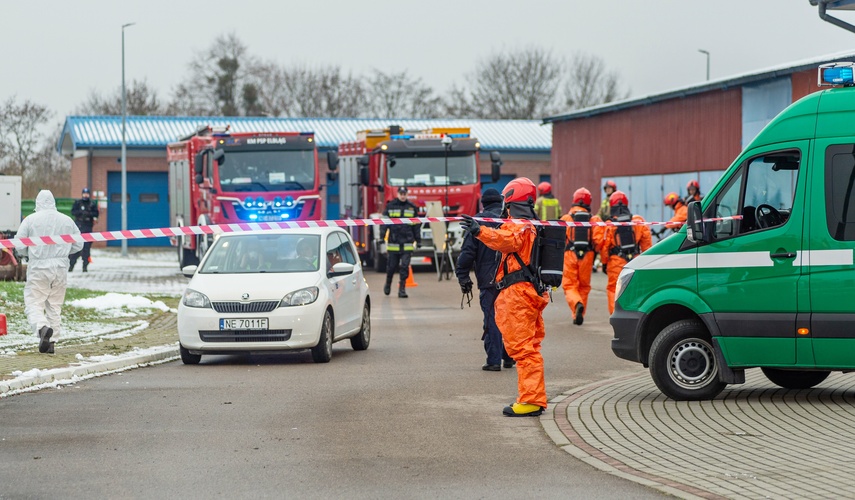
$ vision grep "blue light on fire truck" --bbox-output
[281,213,290,219]
[244,197,254,207]
[390,134,414,140]
[248,213,258,220]
[446,133,469,138]
[819,62,855,86]
[255,196,265,207]
[284,196,295,207]
[273,196,282,207]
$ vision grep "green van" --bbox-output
[611,62,855,400]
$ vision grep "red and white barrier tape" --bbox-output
[0,215,742,249]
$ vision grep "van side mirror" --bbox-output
[686,201,708,244]
[212,149,225,166]
[327,151,339,171]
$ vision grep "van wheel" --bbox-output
[761,368,830,389]
[649,319,726,401]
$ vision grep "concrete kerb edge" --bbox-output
[0,345,179,397]
[543,373,717,500]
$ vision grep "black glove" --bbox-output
[460,214,481,236]
[459,279,473,295]
[415,240,421,249]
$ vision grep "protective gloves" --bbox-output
[460,214,481,237]
[459,279,473,295]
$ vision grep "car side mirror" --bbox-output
[181,265,198,278]
[328,262,354,278]
[686,201,708,244]
[327,151,339,171]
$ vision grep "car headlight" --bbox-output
[614,268,634,302]
[280,286,319,307]
[182,288,211,308]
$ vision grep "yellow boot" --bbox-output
[502,403,544,417]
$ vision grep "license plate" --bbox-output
[219,318,269,330]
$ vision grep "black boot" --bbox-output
[383,280,391,296]
[398,282,408,298]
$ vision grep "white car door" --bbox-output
[325,233,356,336]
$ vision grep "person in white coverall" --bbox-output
[15,190,83,354]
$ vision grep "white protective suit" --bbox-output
[16,190,83,339]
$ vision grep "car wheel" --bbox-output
[311,310,333,363]
[649,319,726,401]
[761,368,831,389]
[179,344,201,365]
[350,302,371,351]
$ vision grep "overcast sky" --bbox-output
[4,0,855,123]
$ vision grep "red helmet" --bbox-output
[573,187,592,206]
[687,180,700,191]
[664,192,681,207]
[537,181,552,195]
[502,177,537,205]
[603,180,617,192]
[609,190,629,207]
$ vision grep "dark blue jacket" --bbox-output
[455,202,502,290]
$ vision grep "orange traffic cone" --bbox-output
[405,265,418,287]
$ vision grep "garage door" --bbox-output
[106,171,170,247]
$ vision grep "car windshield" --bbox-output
[217,150,315,192]
[199,233,321,274]
[386,153,477,187]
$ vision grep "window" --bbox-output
[335,232,357,265]
[139,193,159,203]
[707,150,800,240]
[326,234,344,270]
[825,144,855,241]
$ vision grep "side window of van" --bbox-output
[708,150,800,240]
[825,144,855,240]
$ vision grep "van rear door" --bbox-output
[697,145,807,366]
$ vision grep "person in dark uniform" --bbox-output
[455,188,515,371]
[382,186,421,298]
[69,188,99,272]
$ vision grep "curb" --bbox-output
[0,345,179,397]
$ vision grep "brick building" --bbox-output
[543,51,855,223]
[57,117,551,246]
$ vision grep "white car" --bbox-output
[177,227,370,364]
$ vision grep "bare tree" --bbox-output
[75,79,168,115]
[283,65,366,117]
[365,70,441,118]
[563,52,629,110]
[22,125,71,198]
[0,96,53,177]
[168,32,260,116]
[450,47,563,119]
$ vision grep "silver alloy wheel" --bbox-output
[361,306,370,344]
[321,313,333,357]
[666,337,718,390]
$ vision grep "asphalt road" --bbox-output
[0,266,663,499]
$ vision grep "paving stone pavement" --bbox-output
[543,369,855,499]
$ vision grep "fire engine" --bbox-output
[167,125,336,267]
[336,125,501,271]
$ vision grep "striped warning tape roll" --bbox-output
[0,215,741,249]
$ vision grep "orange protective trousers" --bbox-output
[477,222,549,408]
[562,250,594,320]
[600,216,652,315]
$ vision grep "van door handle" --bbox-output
[770,252,796,259]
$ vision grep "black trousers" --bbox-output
[386,251,412,285]
[69,242,92,268]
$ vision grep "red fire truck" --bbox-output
[337,125,501,271]
[167,125,336,267]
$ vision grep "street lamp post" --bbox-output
[121,22,135,257]
[698,49,710,81]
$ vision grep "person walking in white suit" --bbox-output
[16,190,83,353]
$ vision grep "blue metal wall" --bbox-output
[106,171,170,246]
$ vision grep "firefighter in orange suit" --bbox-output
[460,177,549,417]
[664,192,688,228]
[598,191,652,315]
[560,188,601,326]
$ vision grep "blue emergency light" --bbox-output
[446,133,470,138]
[284,196,295,207]
[256,196,265,207]
[819,62,855,86]
[390,134,414,140]
[244,196,254,207]
[273,196,283,207]
[249,213,258,220]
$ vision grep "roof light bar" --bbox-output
[819,62,855,87]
